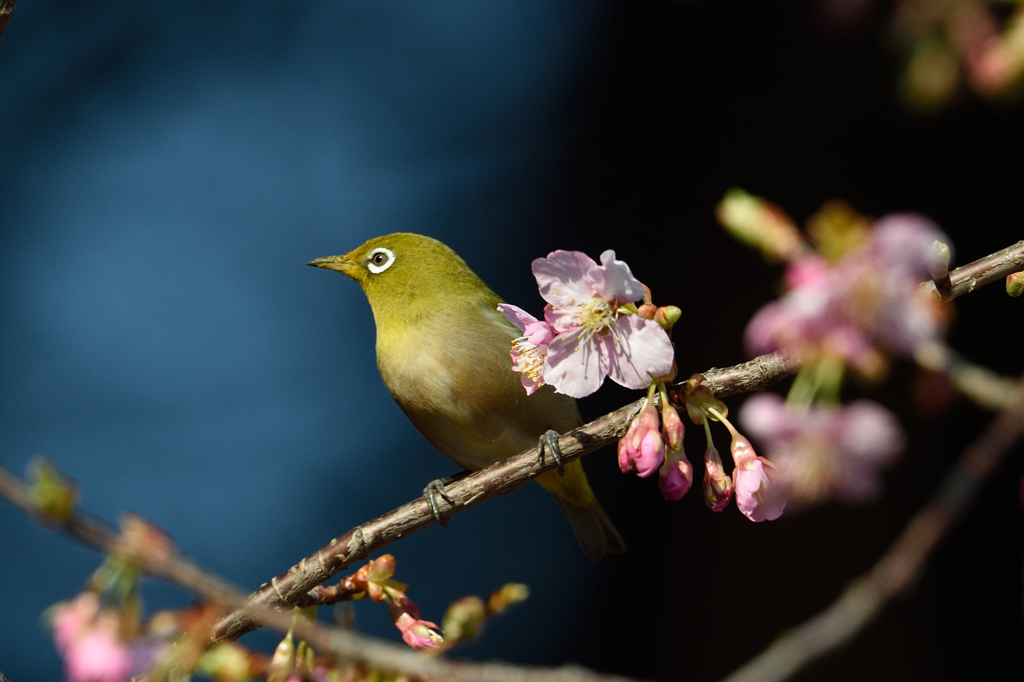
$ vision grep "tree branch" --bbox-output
[720,378,1024,682]
[0,467,644,682]
[210,351,804,643]
[210,237,1024,644]
[922,239,1024,300]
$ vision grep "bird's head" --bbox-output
[307,233,499,324]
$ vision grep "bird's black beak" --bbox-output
[306,255,351,273]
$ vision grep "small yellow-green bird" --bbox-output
[308,233,625,561]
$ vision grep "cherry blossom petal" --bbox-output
[523,320,554,346]
[584,250,647,303]
[602,316,675,390]
[733,458,786,522]
[532,250,597,307]
[496,303,536,331]
[543,328,605,398]
[838,400,905,462]
[738,393,792,442]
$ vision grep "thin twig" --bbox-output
[922,240,1024,300]
[0,467,643,682]
[720,379,1024,682]
[0,0,16,46]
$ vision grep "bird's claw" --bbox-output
[539,429,565,476]
[423,473,466,528]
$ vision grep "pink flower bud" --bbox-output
[702,445,733,512]
[730,434,786,522]
[661,404,684,450]
[618,401,666,478]
[636,429,665,478]
[659,448,693,501]
[388,602,443,650]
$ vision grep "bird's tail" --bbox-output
[538,462,626,562]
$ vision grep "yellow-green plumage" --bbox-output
[309,233,624,561]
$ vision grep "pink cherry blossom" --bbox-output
[497,303,555,396]
[730,433,786,522]
[52,592,100,655]
[618,400,665,478]
[532,250,675,398]
[744,214,950,367]
[740,393,905,505]
[64,622,133,682]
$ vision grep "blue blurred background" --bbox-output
[2,1,1022,681]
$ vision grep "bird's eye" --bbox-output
[367,247,396,274]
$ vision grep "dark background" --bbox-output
[1,1,1021,681]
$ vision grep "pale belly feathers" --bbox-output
[375,305,579,472]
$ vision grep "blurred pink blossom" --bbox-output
[740,393,905,505]
[65,624,133,682]
[745,214,950,367]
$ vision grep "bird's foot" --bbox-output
[423,471,469,528]
[538,429,565,476]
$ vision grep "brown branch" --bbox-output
[0,0,16,47]
[0,466,643,682]
[922,240,1024,300]
[212,238,1023,644]
[210,351,804,643]
[720,378,1024,682]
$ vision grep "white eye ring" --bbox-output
[367,247,395,274]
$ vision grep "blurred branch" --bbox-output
[210,351,804,643]
[0,0,16,46]
[0,467,641,682]
[720,377,1024,682]
[916,341,1022,411]
[0,467,249,609]
[922,240,1024,300]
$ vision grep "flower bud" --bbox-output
[660,404,685,451]
[659,448,693,501]
[730,434,786,522]
[441,596,486,643]
[267,629,296,682]
[388,602,443,650]
[654,305,681,331]
[637,303,658,320]
[702,445,733,512]
[486,583,529,614]
[1007,271,1024,297]
[716,188,805,262]
[28,457,77,521]
[618,401,665,478]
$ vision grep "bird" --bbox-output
[308,233,625,561]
